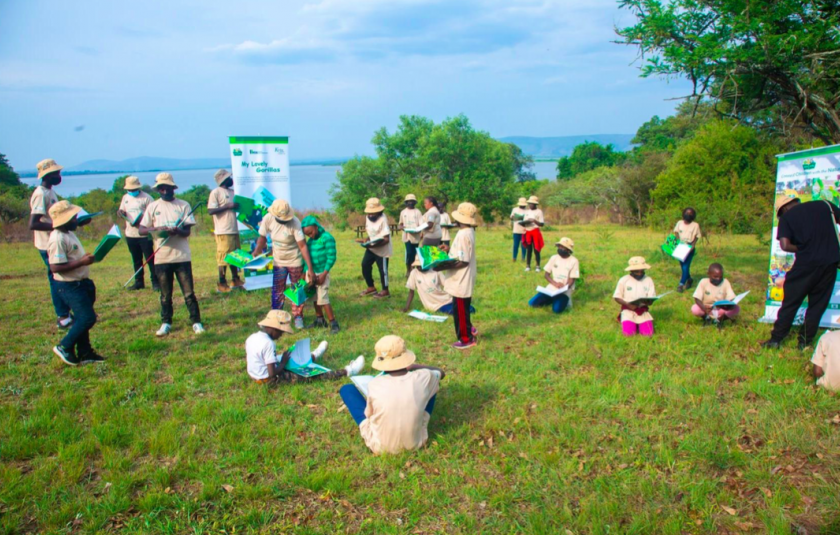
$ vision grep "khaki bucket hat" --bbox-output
[451,202,478,227]
[124,176,142,190]
[555,237,574,252]
[405,194,417,202]
[364,197,386,214]
[268,199,294,221]
[214,169,232,186]
[775,195,799,215]
[258,309,294,334]
[517,197,527,207]
[372,335,417,372]
[154,172,178,189]
[527,195,540,205]
[625,256,652,271]
[37,159,63,180]
[49,200,82,228]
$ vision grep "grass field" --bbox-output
[1,225,839,534]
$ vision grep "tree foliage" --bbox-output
[556,141,625,180]
[617,0,840,143]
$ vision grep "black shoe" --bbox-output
[307,317,327,329]
[702,317,712,327]
[761,339,781,349]
[79,352,106,364]
[127,284,144,291]
[330,320,341,334]
[677,284,685,293]
[686,278,694,290]
[53,345,79,366]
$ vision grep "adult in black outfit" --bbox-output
[762,196,840,349]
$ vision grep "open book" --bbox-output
[661,234,693,262]
[407,310,449,322]
[350,373,386,398]
[629,291,673,306]
[404,223,427,234]
[285,338,332,378]
[119,209,144,227]
[93,225,121,262]
[713,291,750,308]
[77,208,104,224]
[360,238,384,248]
[537,284,569,297]
[418,245,458,270]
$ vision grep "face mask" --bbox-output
[65,219,79,231]
[159,190,175,201]
[128,190,141,197]
[223,179,234,189]
[631,272,645,281]
[558,249,571,258]
[368,214,380,222]
[683,213,694,222]
[711,278,723,286]
[47,174,61,187]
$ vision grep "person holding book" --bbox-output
[403,256,453,314]
[439,202,452,247]
[46,201,104,366]
[139,173,205,337]
[338,335,444,455]
[691,263,740,325]
[207,169,243,293]
[510,197,527,262]
[118,176,159,292]
[522,196,545,272]
[357,197,392,298]
[613,256,657,337]
[674,207,701,292]
[528,237,578,314]
[254,199,318,330]
[420,196,443,247]
[398,194,423,278]
[301,214,340,334]
[811,330,840,392]
[437,202,478,349]
[246,310,363,384]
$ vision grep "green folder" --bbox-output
[418,245,457,270]
[224,249,255,269]
[93,225,122,262]
[284,280,315,306]
[77,208,104,224]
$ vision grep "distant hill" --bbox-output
[499,135,635,159]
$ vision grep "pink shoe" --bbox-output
[471,326,478,336]
[452,339,476,350]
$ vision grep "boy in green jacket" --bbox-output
[301,215,340,333]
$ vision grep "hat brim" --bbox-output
[364,206,385,214]
[269,210,294,221]
[51,205,82,228]
[215,173,232,186]
[38,165,63,180]
[451,211,477,226]
[371,349,416,372]
[555,242,573,252]
[124,185,141,191]
[775,196,798,215]
[625,264,651,271]
[154,183,178,190]
[258,318,294,334]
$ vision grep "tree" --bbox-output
[617,0,840,143]
[0,153,23,187]
[508,143,536,182]
[555,141,624,179]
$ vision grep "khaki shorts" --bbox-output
[215,234,241,266]
[315,272,330,305]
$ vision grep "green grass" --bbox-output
[1,226,839,534]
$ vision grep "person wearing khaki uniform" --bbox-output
[437,202,479,349]
[510,197,527,262]
[118,176,158,291]
[613,257,657,337]
[528,237,579,314]
[357,198,392,298]
[207,169,243,292]
[398,194,423,278]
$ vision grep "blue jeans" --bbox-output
[39,249,70,318]
[339,383,436,425]
[404,242,418,267]
[55,279,97,356]
[512,234,526,260]
[680,248,695,285]
[529,292,570,313]
[438,302,476,315]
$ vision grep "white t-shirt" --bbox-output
[366,216,392,258]
[510,206,527,234]
[543,254,580,292]
[245,331,278,381]
[258,215,305,267]
[522,208,544,230]
[399,208,423,244]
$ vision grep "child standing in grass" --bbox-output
[339,335,445,455]
[528,237,578,314]
[438,202,478,349]
[301,215,340,334]
[674,207,701,292]
[691,263,740,326]
[613,256,657,337]
[811,330,840,392]
[245,310,363,384]
[398,194,422,278]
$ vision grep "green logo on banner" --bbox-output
[232,148,242,156]
[803,158,816,170]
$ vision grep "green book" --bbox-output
[418,245,457,270]
[284,338,332,377]
[234,195,269,228]
[93,225,122,262]
[120,209,143,227]
[360,238,384,248]
[224,249,255,269]
[284,280,315,306]
[77,208,104,224]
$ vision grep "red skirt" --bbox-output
[523,228,544,252]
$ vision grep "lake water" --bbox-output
[21,161,558,210]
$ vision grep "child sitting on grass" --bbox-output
[246,310,364,384]
[339,335,445,455]
[528,237,579,314]
[613,256,657,337]
[691,263,740,326]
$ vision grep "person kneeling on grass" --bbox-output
[811,330,840,392]
[402,256,478,318]
[246,310,364,384]
[691,263,740,327]
[339,335,445,455]
[529,237,579,314]
[613,256,656,337]
[47,201,104,366]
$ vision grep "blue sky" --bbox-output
[0,0,690,170]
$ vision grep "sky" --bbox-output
[0,0,691,170]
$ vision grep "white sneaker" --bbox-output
[193,323,206,335]
[312,340,328,360]
[294,317,304,329]
[156,323,171,337]
[524,267,531,272]
[344,355,365,376]
[535,267,541,273]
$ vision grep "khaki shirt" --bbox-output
[120,191,153,238]
[140,199,196,265]
[258,215,305,267]
[613,274,656,324]
[406,268,452,312]
[208,187,239,235]
[440,212,451,241]
[359,369,441,455]
[692,278,736,307]
[443,227,476,298]
[47,230,89,282]
[674,220,701,244]
[422,206,442,240]
[510,207,527,234]
[543,254,580,292]
[522,208,544,230]
[812,330,840,392]
[366,216,392,258]
[399,208,423,244]
[30,185,59,250]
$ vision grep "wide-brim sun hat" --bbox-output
[364,197,386,214]
[405,194,417,202]
[517,197,527,207]
[411,256,422,267]
[258,309,294,334]
[451,202,478,226]
[154,172,178,190]
[268,199,294,221]
[555,237,574,252]
[49,200,82,228]
[527,195,540,205]
[214,169,232,186]
[37,159,63,180]
[625,256,652,271]
[124,176,142,190]
[372,335,417,372]
[775,195,799,215]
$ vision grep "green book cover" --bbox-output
[234,195,269,228]
[93,225,122,262]
[77,209,104,224]
[284,280,315,306]
[224,249,255,269]
[418,245,457,270]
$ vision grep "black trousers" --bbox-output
[155,262,201,324]
[361,249,389,290]
[771,262,838,343]
[526,245,541,268]
[126,236,157,288]
[452,296,473,343]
